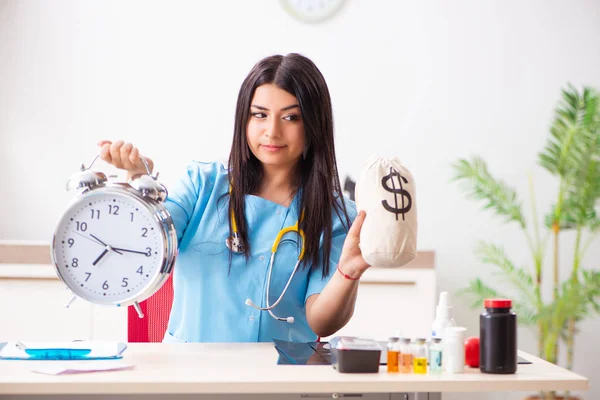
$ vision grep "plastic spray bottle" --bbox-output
[431,291,456,340]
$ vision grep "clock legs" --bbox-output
[133,301,144,318]
[65,292,145,320]
[65,294,77,308]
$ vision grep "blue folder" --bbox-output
[0,341,127,360]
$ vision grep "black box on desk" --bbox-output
[329,336,381,373]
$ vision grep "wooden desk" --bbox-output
[0,343,589,399]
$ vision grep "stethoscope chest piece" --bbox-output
[225,233,245,253]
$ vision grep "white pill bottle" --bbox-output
[443,326,467,373]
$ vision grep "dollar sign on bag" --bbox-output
[381,167,412,221]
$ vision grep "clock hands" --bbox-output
[87,234,124,266]
[72,231,102,245]
[92,248,109,266]
[111,247,151,257]
[70,232,149,259]
[88,234,123,255]
[89,233,108,246]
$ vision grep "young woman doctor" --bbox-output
[98,53,370,343]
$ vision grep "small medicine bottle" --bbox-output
[428,338,443,373]
[412,338,428,374]
[387,337,401,373]
[400,338,413,373]
[443,326,467,373]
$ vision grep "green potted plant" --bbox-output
[451,85,600,400]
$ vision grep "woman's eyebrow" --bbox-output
[251,104,300,111]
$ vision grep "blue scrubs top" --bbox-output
[162,161,357,343]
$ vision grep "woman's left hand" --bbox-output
[338,210,371,280]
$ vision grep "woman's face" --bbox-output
[246,84,305,170]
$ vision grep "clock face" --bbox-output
[52,189,166,305]
[280,0,346,23]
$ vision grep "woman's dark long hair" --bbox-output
[228,53,351,278]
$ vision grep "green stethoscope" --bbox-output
[225,190,306,324]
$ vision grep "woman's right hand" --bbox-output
[98,140,154,177]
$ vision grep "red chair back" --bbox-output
[127,274,174,342]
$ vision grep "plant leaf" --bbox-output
[458,278,503,309]
[544,270,600,338]
[458,277,538,326]
[540,85,600,229]
[451,157,526,228]
[539,85,599,179]
[474,241,537,306]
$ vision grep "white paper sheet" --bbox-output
[30,361,133,375]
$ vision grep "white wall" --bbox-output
[1,1,599,399]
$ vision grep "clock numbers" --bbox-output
[56,191,167,304]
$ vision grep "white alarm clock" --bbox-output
[280,0,346,23]
[51,156,178,318]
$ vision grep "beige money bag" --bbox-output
[355,156,417,267]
